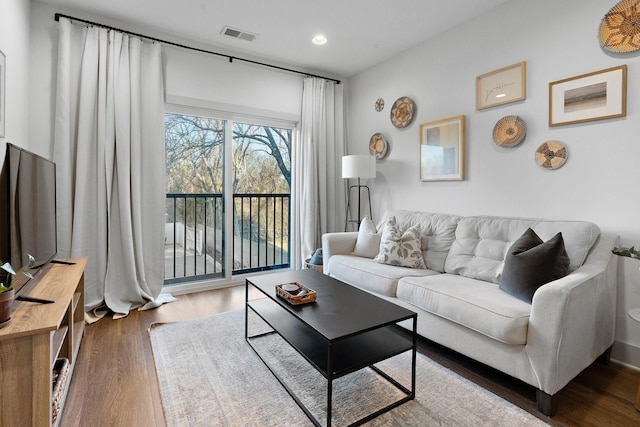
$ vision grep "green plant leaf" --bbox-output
[612,246,640,259]
[1,262,15,275]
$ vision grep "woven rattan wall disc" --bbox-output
[599,0,640,53]
[369,133,389,159]
[535,140,567,170]
[493,115,526,147]
[390,97,415,128]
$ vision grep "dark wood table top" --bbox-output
[246,269,416,341]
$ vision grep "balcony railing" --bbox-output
[165,193,290,285]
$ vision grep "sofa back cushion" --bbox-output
[378,210,462,272]
[444,216,599,283]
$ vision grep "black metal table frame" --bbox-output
[245,279,417,427]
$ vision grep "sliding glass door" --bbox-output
[164,112,291,285]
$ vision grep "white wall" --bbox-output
[164,46,302,122]
[345,0,640,366]
[0,0,31,158]
[28,1,304,161]
[26,0,640,365]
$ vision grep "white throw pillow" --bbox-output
[374,216,426,268]
[352,217,381,258]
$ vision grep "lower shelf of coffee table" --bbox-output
[247,298,414,379]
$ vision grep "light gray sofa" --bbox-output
[322,210,618,416]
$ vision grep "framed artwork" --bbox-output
[419,115,465,181]
[0,50,5,138]
[548,65,627,127]
[476,61,526,110]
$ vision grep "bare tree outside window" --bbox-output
[164,113,291,283]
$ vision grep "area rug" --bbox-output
[149,309,549,426]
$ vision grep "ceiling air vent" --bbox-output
[221,26,257,42]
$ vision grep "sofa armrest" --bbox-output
[526,232,618,395]
[321,232,358,275]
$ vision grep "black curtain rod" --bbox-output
[54,13,341,84]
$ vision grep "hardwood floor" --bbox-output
[61,285,640,426]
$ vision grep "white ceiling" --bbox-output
[37,0,512,78]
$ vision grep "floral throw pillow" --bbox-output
[373,216,426,268]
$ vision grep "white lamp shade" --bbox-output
[342,155,376,179]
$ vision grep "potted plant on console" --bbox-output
[0,254,35,327]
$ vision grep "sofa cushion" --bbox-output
[397,274,532,345]
[378,210,462,272]
[327,254,438,296]
[499,228,570,303]
[374,216,426,268]
[444,216,599,283]
[352,217,381,258]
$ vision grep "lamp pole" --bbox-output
[342,155,375,231]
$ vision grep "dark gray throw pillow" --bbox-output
[499,228,570,303]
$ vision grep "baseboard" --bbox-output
[163,278,244,296]
[611,340,640,370]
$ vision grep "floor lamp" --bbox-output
[342,155,376,231]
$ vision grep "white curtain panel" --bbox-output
[54,18,166,315]
[292,78,345,268]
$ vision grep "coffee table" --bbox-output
[245,269,417,427]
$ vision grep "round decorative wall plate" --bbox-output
[390,96,415,128]
[369,133,389,160]
[375,98,385,112]
[493,115,527,147]
[535,140,567,170]
[599,0,640,53]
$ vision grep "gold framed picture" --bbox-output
[476,61,526,110]
[419,115,465,182]
[548,65,627,127]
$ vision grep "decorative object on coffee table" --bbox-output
[369,132,389,160]
[535,140,567,170]
[390,96,415,128]
[493,115,526,147]
[276,282,317,305]
[599,0,640,53]
[375,98,384,112]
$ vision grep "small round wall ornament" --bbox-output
[375,98,385,112]
[390,96,415,128]
[599,0,640,53]
[535,140,567,170]
[493,115,526,147]
[369,133,389,160]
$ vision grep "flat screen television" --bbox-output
[0,143,57,293]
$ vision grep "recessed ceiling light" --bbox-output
[312,35,327,45]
